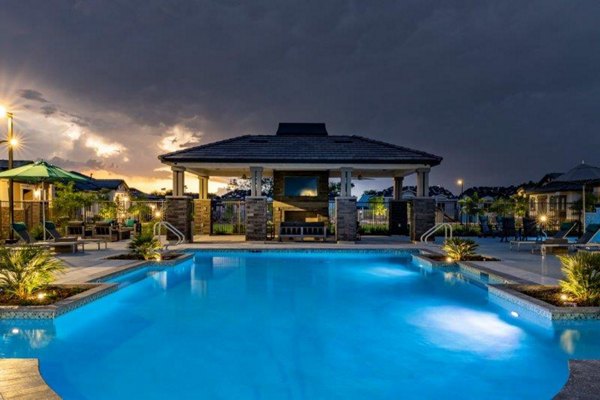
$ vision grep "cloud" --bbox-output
[49,156,105,171]
[1,1,600,192]
[85,134,126,158]
[158,125,202,153]
[40,104,58,116]
[18,89,48,103]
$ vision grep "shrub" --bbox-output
[0,247,65,300]
[442,238,478,261]
[129,234,162,261]
[558,252,600,306]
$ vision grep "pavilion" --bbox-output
[158,123,442,242]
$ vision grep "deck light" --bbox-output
[560,294,568,302]
[510,311,519,318]
[446,256,453,263]
[37,292,47,300]
[539,215,548,223]
[155,211,162,218]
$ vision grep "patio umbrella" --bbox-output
[0,160,89,240]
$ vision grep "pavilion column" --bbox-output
[250,166,263,197]
[246,166,267,241]
[194,176,211,236]
[393,176,404,201]
[172,166,185,196]
[416,168,430,197]
[411,167,435,241]
[335,167,357,242]
[340,167,352,197]
[389,176,408,235]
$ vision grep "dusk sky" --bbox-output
[1,1,600,194]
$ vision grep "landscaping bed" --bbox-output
[424,254,500,262]
[0,285,90,306]
[512,284,598,307]
[106,252,184,261]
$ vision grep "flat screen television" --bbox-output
[284,176,318,197]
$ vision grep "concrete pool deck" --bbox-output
[53,236,564,286]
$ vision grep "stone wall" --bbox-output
[410,198,436,241]
[193,199,212,235]
[335,197,357,242]
[246,196,267,241]
[165,196,193,242]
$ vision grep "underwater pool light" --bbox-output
[510,311,519,318]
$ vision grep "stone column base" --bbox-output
[335,197,357,242]
[410,198,436,241]
[245,196,267,241]
[193,199,212,235]
[165,196,193,242]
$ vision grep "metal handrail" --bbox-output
[420,223,453,243]
[153,221,185,246]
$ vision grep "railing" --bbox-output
[420,223,453,243]
[153,221,185,248]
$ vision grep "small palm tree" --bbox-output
[129,234,162,261]
[0,247,65,300]
[442,238,479,261]
[558,252,600,306]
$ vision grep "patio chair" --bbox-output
[94,221,131,241]
[511,221,577,251]
[10,222,82,254]
[499,217,517,242]
[45,221,108,250]
[478,216,497,238]
[539,224,600,256]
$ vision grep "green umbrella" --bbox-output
[0,160,90,240]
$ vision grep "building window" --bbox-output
[530,198,536,212]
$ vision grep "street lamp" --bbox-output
[0,106,16,240]
[456,179,464,224]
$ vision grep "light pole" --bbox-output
[0,106,16,240]
[457,179,464,223]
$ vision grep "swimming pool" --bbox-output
[2,250,600,399]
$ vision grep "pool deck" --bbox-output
[53,236,564,286]
[0,235,587,400]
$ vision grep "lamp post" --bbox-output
[457,179,464,224]
[0,106,16,240]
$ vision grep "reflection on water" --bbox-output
[560,329,581,354]
[1,321,56,356]
[411,306,524,359]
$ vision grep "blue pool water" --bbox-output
[2,251,600,399]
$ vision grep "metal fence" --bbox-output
[211,200,246,235]
[0,199,166,240]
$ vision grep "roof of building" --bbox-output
[461,186,519,199]
[554,162,600,182]
[159,123,442,166]
[69,171,128,191]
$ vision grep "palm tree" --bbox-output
[459,192,483,223]
[0,247,65,300]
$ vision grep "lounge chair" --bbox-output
[511,221,577,251]
[539,224,600,256]
[45,221,108,250]
[11,222,82,254]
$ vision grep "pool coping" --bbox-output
[414,251,600,320]
[554,360,600,399]
[0,358,59,400]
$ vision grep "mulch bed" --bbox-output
[426,254,500,262]
[512,285,597,307]
[0,286,89,306]
[106,253,183,261]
